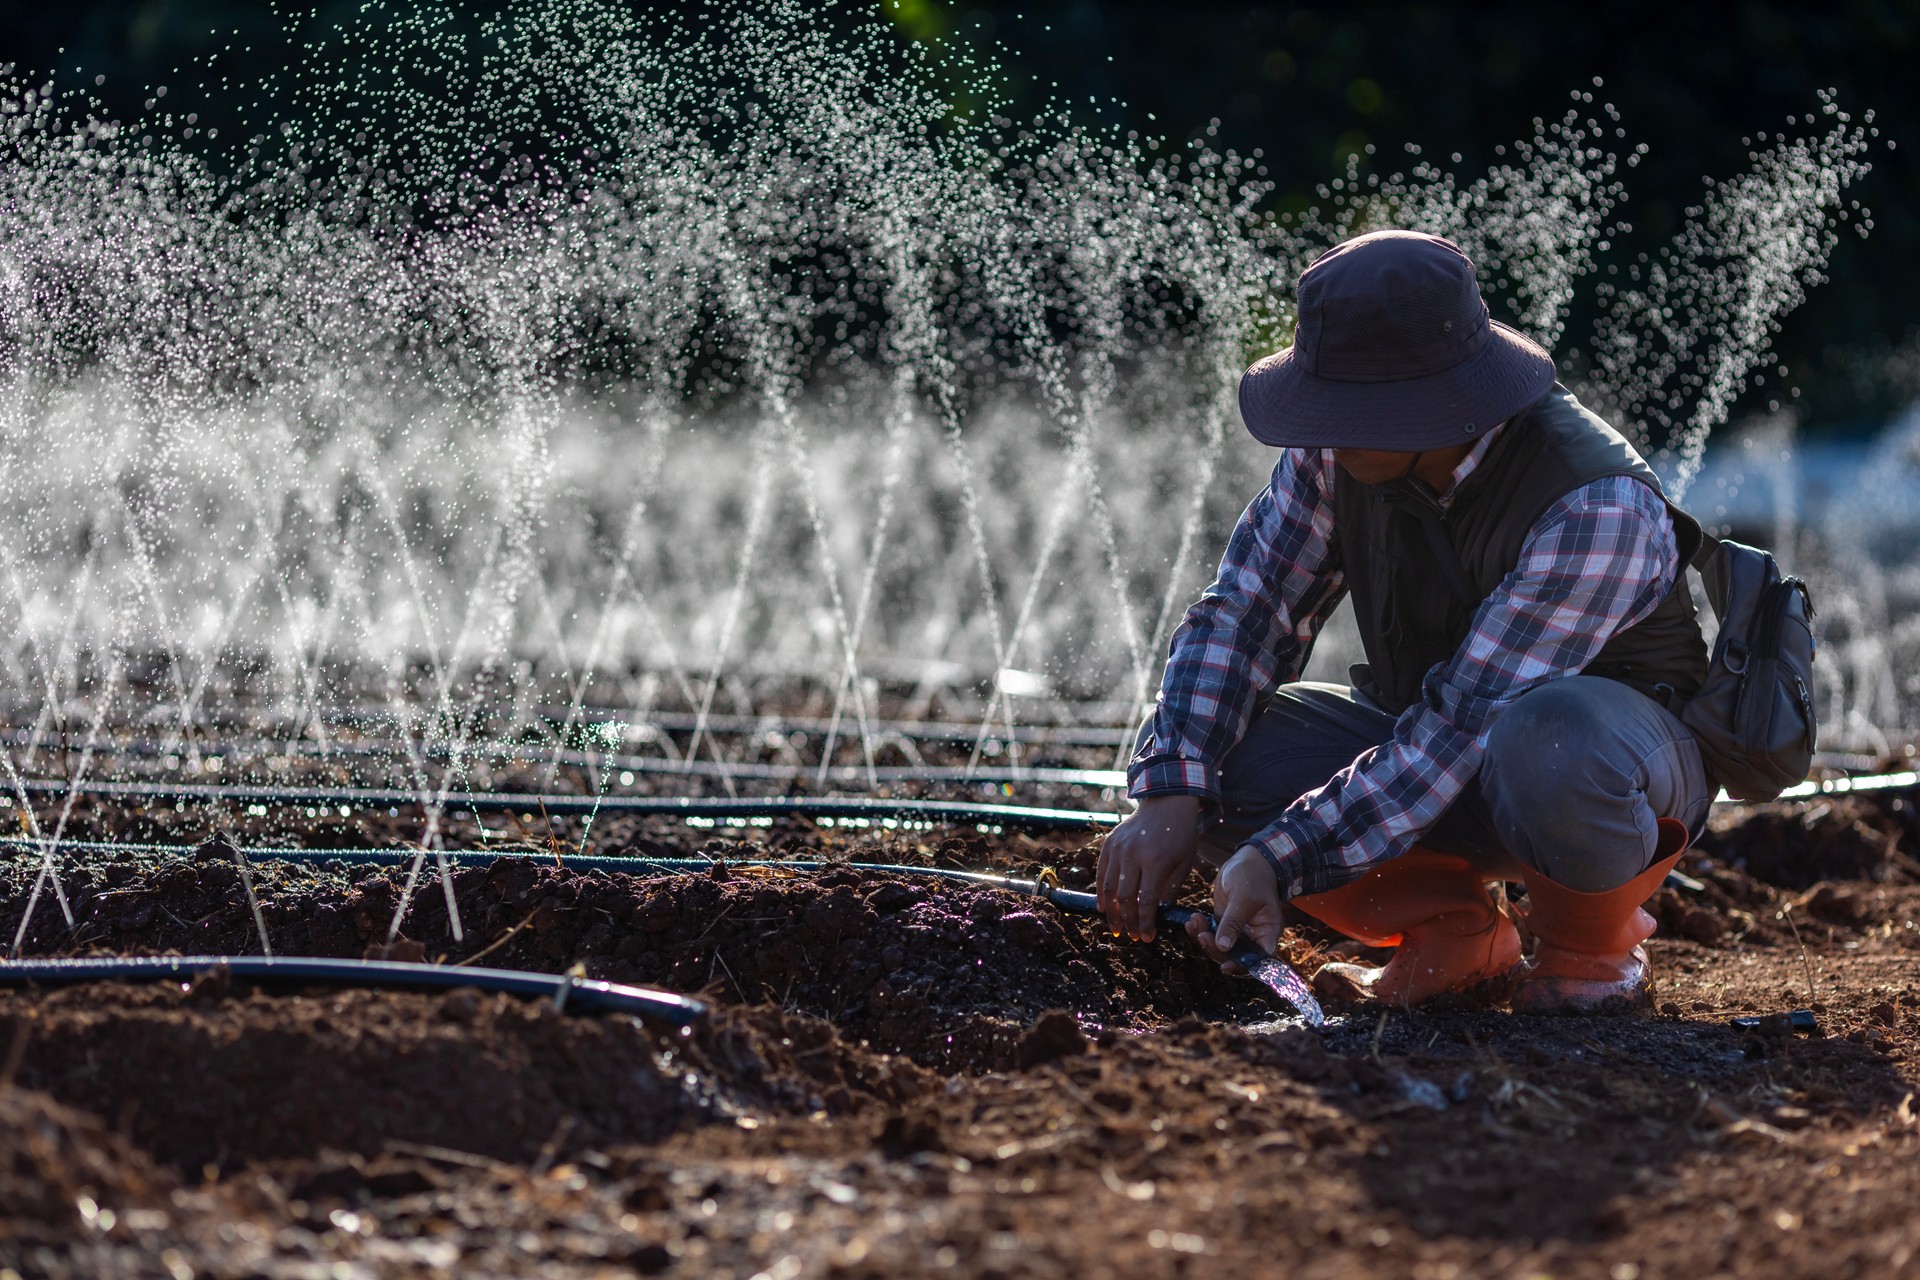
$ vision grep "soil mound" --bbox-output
[0,986,932,1173]
[1698,794,1920,888]
[1,857,1284,1069]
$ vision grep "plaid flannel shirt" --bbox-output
[1128,427,1681,898]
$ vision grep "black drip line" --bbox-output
[0,954,707,1026]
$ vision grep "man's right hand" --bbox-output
[1096,794,1202,942]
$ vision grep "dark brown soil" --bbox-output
[2,790,1918,1278]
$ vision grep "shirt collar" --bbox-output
[1434,421,1506,510]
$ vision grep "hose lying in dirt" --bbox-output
[1,840,1325,1025]
[0,954,708,1025]
[9,780,1123,831]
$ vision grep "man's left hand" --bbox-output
[1096,794,1201,941]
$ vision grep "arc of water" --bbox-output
[373,572,487,950]
[538,412,672,790]
[221,417,347,758]
[966,412,1104,776]
[717,238,885,792]
[1581,111,1872,497]
[352,428,454,743]
[1112,386,1236,771]
[1082,424,1151,727]
[33,538,105,769]
[966,222,1140,775]
[604,554,727,775]
[931,377,1013,706]
[414,519,506,769]
[530,579,583,746]
[683,430,777,801]
[8,645,122,956]
[964,249,1071,772]
[877,207,1015,722]
[349,412,520,880]
[1081,191,1280,771]
[384,308,565,944]
[813,218,963,788]
[0,744,74,947]
[571,720,627,857]
[383,825,462,951]
[541,409,727,792]
[358,454,518,949]
[1105,208,1266,763]
[168,553,272,761]
[1384,104,1623,355]
[772,401,883,788]
[116,494,203,770]
[375,654,443,823]
[0,541,67,747]
[227,832,274,957]
[392,492,543,945]
[275,521,358,759]
[816,364,917,789]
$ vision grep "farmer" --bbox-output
[1097,229,1713,1013]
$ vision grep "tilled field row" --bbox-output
[2,792,1917,1278]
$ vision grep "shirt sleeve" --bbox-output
[1242,474,1682,898]
[1127,449,1348,803]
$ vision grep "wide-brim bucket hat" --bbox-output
[1239,230,1555,451]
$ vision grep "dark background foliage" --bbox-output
[4,0,1916,431]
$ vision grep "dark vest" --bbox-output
[1333,386,1709,714]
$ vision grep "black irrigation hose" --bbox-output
[0,955,708,1026]
[11,779,1123,832]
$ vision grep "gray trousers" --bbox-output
[1194,676,1712,892]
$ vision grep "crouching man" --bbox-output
[1098,230,1713,1013]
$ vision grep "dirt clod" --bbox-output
[1012,1009,1089,1069]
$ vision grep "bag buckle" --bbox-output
[1723,640,1750,675]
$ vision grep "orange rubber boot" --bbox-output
[1291,847,1523,1008]
[1510,817,1690,1015]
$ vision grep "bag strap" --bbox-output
[1683,522,1735,625]
[1690,529,1719,569]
